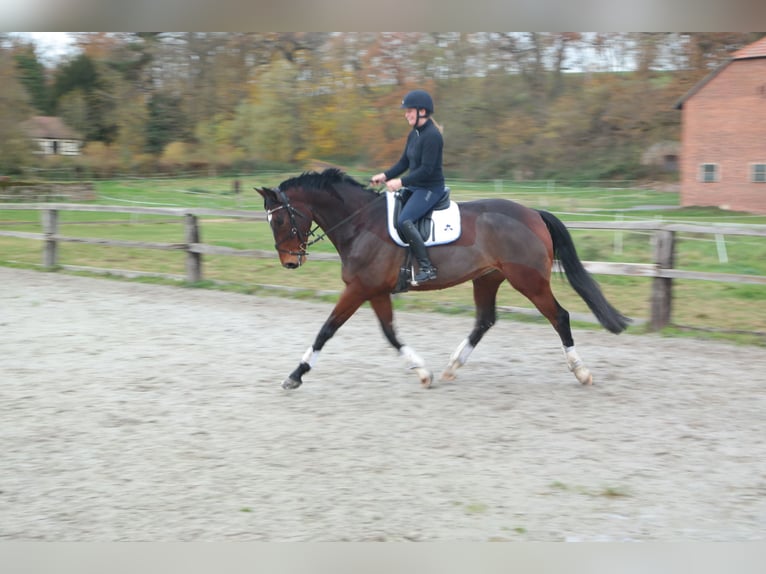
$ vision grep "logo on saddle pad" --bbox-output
[386,190,461,247]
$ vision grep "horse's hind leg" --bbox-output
[441,272,503,381]
[369,294,433,387]
[511,274,593,385]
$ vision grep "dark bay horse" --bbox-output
[256,168,629,389]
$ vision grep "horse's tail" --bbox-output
[537,209,630,334]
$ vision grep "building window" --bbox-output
[752,164,766,183]
[60,140,81,156]
[700,163,719,183]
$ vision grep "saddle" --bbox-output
[385,188,461,247]
[386,188,461,293]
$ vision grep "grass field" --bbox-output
[2,173,765,345]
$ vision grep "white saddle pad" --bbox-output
[386,191,461,247]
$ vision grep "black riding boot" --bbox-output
[399,220,437,285]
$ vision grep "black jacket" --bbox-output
[384,119,444,191]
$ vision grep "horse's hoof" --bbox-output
[574,367,593,385]
[281,377,303,390]
[440,368,457,381]
[420,370,434,388]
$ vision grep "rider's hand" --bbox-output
[386,178,403,192]
[370,173,387,185]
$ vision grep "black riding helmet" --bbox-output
[401,90,434,122]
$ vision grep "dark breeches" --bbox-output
[397,187,447,226]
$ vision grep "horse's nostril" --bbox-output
[284,262,299,269]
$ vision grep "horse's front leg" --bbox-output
[369,294,433,388]
[281,287,365,390]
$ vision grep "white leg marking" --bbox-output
[301,346,320,368]
[399,345,425,369]
[563,345,593,385]
[399,345,433,388]
[441,338,475,381]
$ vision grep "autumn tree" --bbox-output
[52,53,118,143]
[0,40,35,173]
[14,42,52,115]
[7,31,766,181]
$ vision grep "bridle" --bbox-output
[266,188,318,260]
[265,186,386,261]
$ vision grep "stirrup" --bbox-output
[411,266,437,285]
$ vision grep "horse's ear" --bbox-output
[255,186,277,201]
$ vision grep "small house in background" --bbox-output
[675,36,766,215]
[20,116,83,156]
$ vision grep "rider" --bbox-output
[371,89,446,285]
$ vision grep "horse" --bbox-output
[256,168,629,390]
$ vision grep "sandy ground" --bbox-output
[1,267,765,541]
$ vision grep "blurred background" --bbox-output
[2,32,764,182]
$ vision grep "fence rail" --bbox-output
[2,203,765,331]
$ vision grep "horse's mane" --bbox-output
[278,168,373,195]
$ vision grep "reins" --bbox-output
[267,186,386,258]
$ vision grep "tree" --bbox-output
[232,57,305,164]
[52,53,118,143]
[14,43,52,115]
[0,45,35,173]
[145,91,190,155]
[17,32,766,181]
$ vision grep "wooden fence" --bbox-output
[2,203,765,331]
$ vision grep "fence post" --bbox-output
[41,208,59,269]
[650,229,675,331]
[184,213,202,282]
[613,213,624,255]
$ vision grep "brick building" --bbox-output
[675,36,766,214]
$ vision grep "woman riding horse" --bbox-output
[257,169,630,390]
[371,89,446,285]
